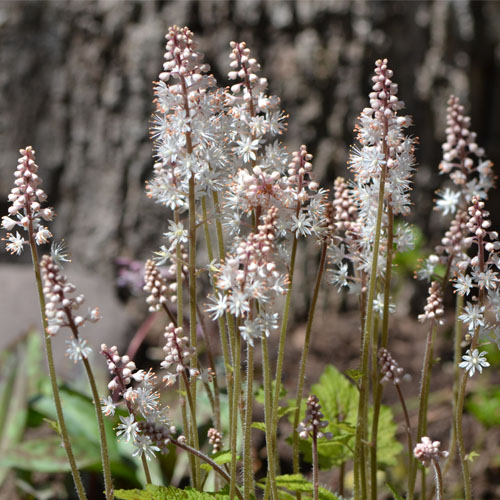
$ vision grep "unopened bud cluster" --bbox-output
[161,323,197,377]
[414,436,449,467]
[144,259,177,311]
[297,394,332,441]
[333,177,358,233]
[439,95,485,183]
[378,348,405,385]
[418,281,444,324]
[207,427,223,454]
[101,344,145,393]
[41,255,100,336]
[137,420,181,455]
[2,147,54,254]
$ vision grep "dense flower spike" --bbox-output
[438,96,491,194]
[143,259,177,311]
[331,59,416,296]
[418,281,444,324]
[148,25,229,211]
[378,348,405,385]
[208,206,286,344]
[414,437,449,467]
[41,255,101,338]
[297,394,332,441]
[161,323,198,383]
[2,147,54,254]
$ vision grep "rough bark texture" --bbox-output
[1,0,499,314]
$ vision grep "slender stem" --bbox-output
[262,336,278,500]
[141,455,152,484]
[408,322,437,499]
[270,234,298,473]
[243,343,255,500]
[457,233,485,500]
[353,157,388,500]
[28,235,87,500]
[230,330,242,500]
[188,172,198,444]
[370,205,394,500]
[432,459,445,500]
[82,358,113,499]
[173,439,245,500]
[395,383,413,470]
[443,293,463,479]
[312,431,319,500]
[201,196,222,431]
[292,242,327,474]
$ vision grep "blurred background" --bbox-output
[1,1,500,498]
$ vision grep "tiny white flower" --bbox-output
[459,349,490,377]
[35,226,52,245]
[4,231,25,255]
[291,212,313,237]
[458,303,485,332]
[101,396,117,417]
[132,434,160,461]
[453,274,474,296]
[65,338,92,363]
[116,415,139,443]
[205,293,228,320]
[436,188,461,216]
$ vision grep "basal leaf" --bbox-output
[115,484,231,499]
[291,364,401,469]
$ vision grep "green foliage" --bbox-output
[467,386,500,428]
[257,474,341,500]
[289,365,402,469]
[115,484,231,499]
[386,481,405,500]
[200,449,234,473]
[0,332,40,486]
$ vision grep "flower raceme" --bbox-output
[2,147,54,254]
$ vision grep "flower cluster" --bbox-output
[378,348,405,385]
[148,25,229,211]
[297,394,332,441]
[329,59,416,295]
[207,427,223,454]
[413,436,448,467]
[419,95,495,283]
[144,259,177,311]
[41,255,101,339]
[207,207,285,345]
[2,147,54,254]
[418,281,444,324]
[161,323,198,385]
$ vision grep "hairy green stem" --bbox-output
[270,234,298,473]
[408,322,437,499]
[353,159,388,500]
[230,330,242,500]
[28,234,87,500]
[370,204,394,500]
[312,431,319,500]
[243,344,255,499]
[174,438,245,500]
[443,292,464,481]
[292,241,328,475]
[262,336,278,500]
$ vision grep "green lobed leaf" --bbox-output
[257,474,340,500]
[290,364,402,469]
[115,484,231,499]
[251,421,266,432]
